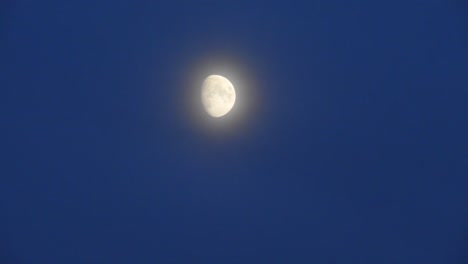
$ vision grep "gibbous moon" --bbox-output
[201,75,236,117]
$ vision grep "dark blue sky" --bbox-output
[1,1,467,263]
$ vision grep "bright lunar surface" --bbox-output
[201,75,236,117]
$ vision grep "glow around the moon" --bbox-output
[201,75,236,117]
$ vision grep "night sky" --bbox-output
[1,1,468,263]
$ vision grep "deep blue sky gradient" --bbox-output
[1,1,468,263]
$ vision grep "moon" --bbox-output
[201,75,236,117]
